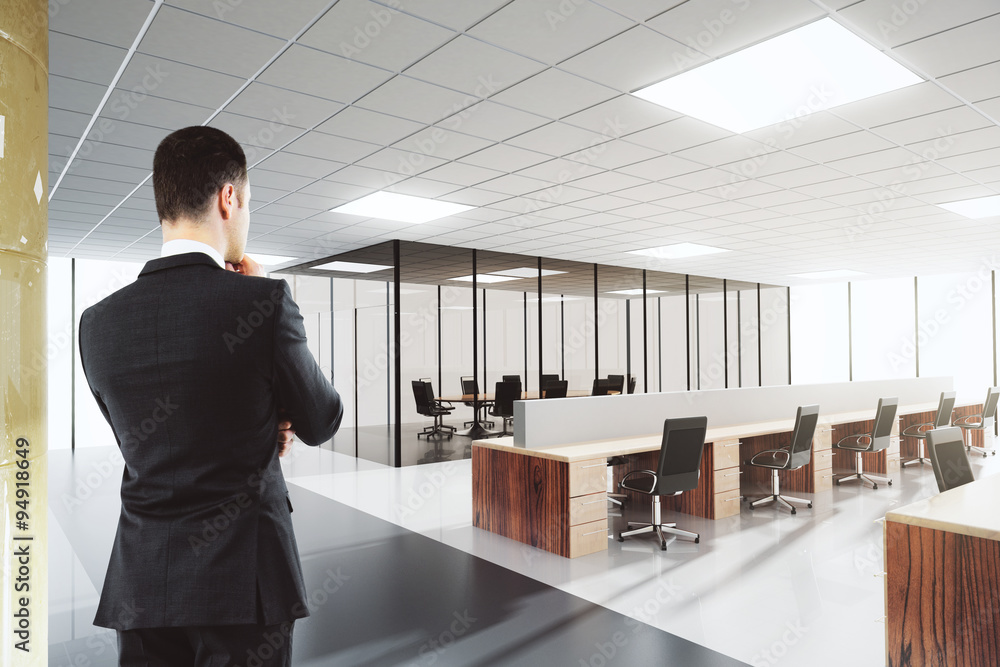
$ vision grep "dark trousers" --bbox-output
[117,621,294,666]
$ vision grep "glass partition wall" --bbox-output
[280,240,788,467]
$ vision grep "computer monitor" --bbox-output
[926,426,975,493]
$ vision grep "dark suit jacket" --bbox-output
[78,252,343,629]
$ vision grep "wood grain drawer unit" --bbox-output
[570,518,608,558]
[570,493,608,526]
[569,458,607,497]
[714,439,742,469]
[713,488,742,519]
[713,467,742,494]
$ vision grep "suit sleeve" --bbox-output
[272,279,344,446]
[78,308,122,447]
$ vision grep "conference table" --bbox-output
[437,389,596,438]
[471,399,985,558]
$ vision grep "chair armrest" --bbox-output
[901,422,932,437]
[835,433,872,450]
[749,448,790,466]
[618,469,657,493]
[954,414,983,426]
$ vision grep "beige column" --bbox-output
[1,0,48,664]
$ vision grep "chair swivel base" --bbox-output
[834,471,891,489]
[745,493,811,514]
[617,521,698,551]
[900,456,929,467]
[968,445,995,457]
[607,493,627,508]
[418,423,455,439]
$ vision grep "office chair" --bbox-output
[926,426,976,493]
[502,374,521,384]
[833,397,897,489]
[745,405,820,514]
[412,380,456,439]
[489,380,520,437]
[953,387,999,457]
[616,416,708,551]
[540,373,560,390]
[901,391,956,466]
[460,376,493,428]
[542,380,568,398]
[627,375,637,394]
[607,375,625,394]
[591,378,614,396]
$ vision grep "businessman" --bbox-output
[78,125,343,666]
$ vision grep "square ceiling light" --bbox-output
[607,288,667,296]
[938,195,1000,219]
[449,274,521,284]
[633,18,921,133]
[248,253,297,266]
[490,267,568,278]
[791,269,866,279]
[331,192,474,223]
[628,243,730,260]
[313,261,392,273]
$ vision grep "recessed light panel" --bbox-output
[938,195,1000,219]
[490,267,568,278]
[791,269,866,279]
[313,261,392,273]
[633,18,921,133]
[248,253,297,266]
[607,289,667,296]
[331,192,474,223]
[628,243,730,260]
[449,274,521,284]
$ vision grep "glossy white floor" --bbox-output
[284,440,1000,667]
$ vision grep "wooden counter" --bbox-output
[884,473,1000,666]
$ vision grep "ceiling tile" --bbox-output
[257,44,391,103]
[892,13,1000,78]
[489,69,619,120]
[405,35,546,95]
[355,76,476,123]
[165,0,331,39]
[224,82,343,128]
[49,32,126,85]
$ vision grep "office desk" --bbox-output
[884,473,1000,666]
[472,401,983,559]
[439,390,594,402]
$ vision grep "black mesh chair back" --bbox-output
[591,378,614,396]
[652,416,708,496]
[502,374,521,384]
[460,376,478,406]
[788,404,820,469]
[607,375,625,394]
[412,380,433,417]
[540,374,559,388]
[543,380,568,398]
[926,426,975,492]
[871,397,899,452]
[492,381,521,418]
[984,388,1000,420]
[627,375,637,394]
[934,391,957,428]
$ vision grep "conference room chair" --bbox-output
[744,405,820,514]
[953,386,1000,457]
[591,378,615,396]
[460,376,493,428]
[542,380,568,398]
[489,380,521,437]
[901,391,956,466]
[540,373,560,389]
[502,374,521,384]
[627,375,637,394]
[833,397,897,489]
[926,426,976,493]
[412,380,456,439]
[607,375,625,394]
[616,416,708,551]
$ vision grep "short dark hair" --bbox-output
[153,126,247,223]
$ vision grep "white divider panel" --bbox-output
[513,377,954,449]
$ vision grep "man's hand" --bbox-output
[277,418,295,457]
[225,254,265,277]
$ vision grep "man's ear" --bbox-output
[218,184,236,221]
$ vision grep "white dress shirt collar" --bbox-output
[160,239,225,269]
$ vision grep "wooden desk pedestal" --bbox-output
[472,447,608,558]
